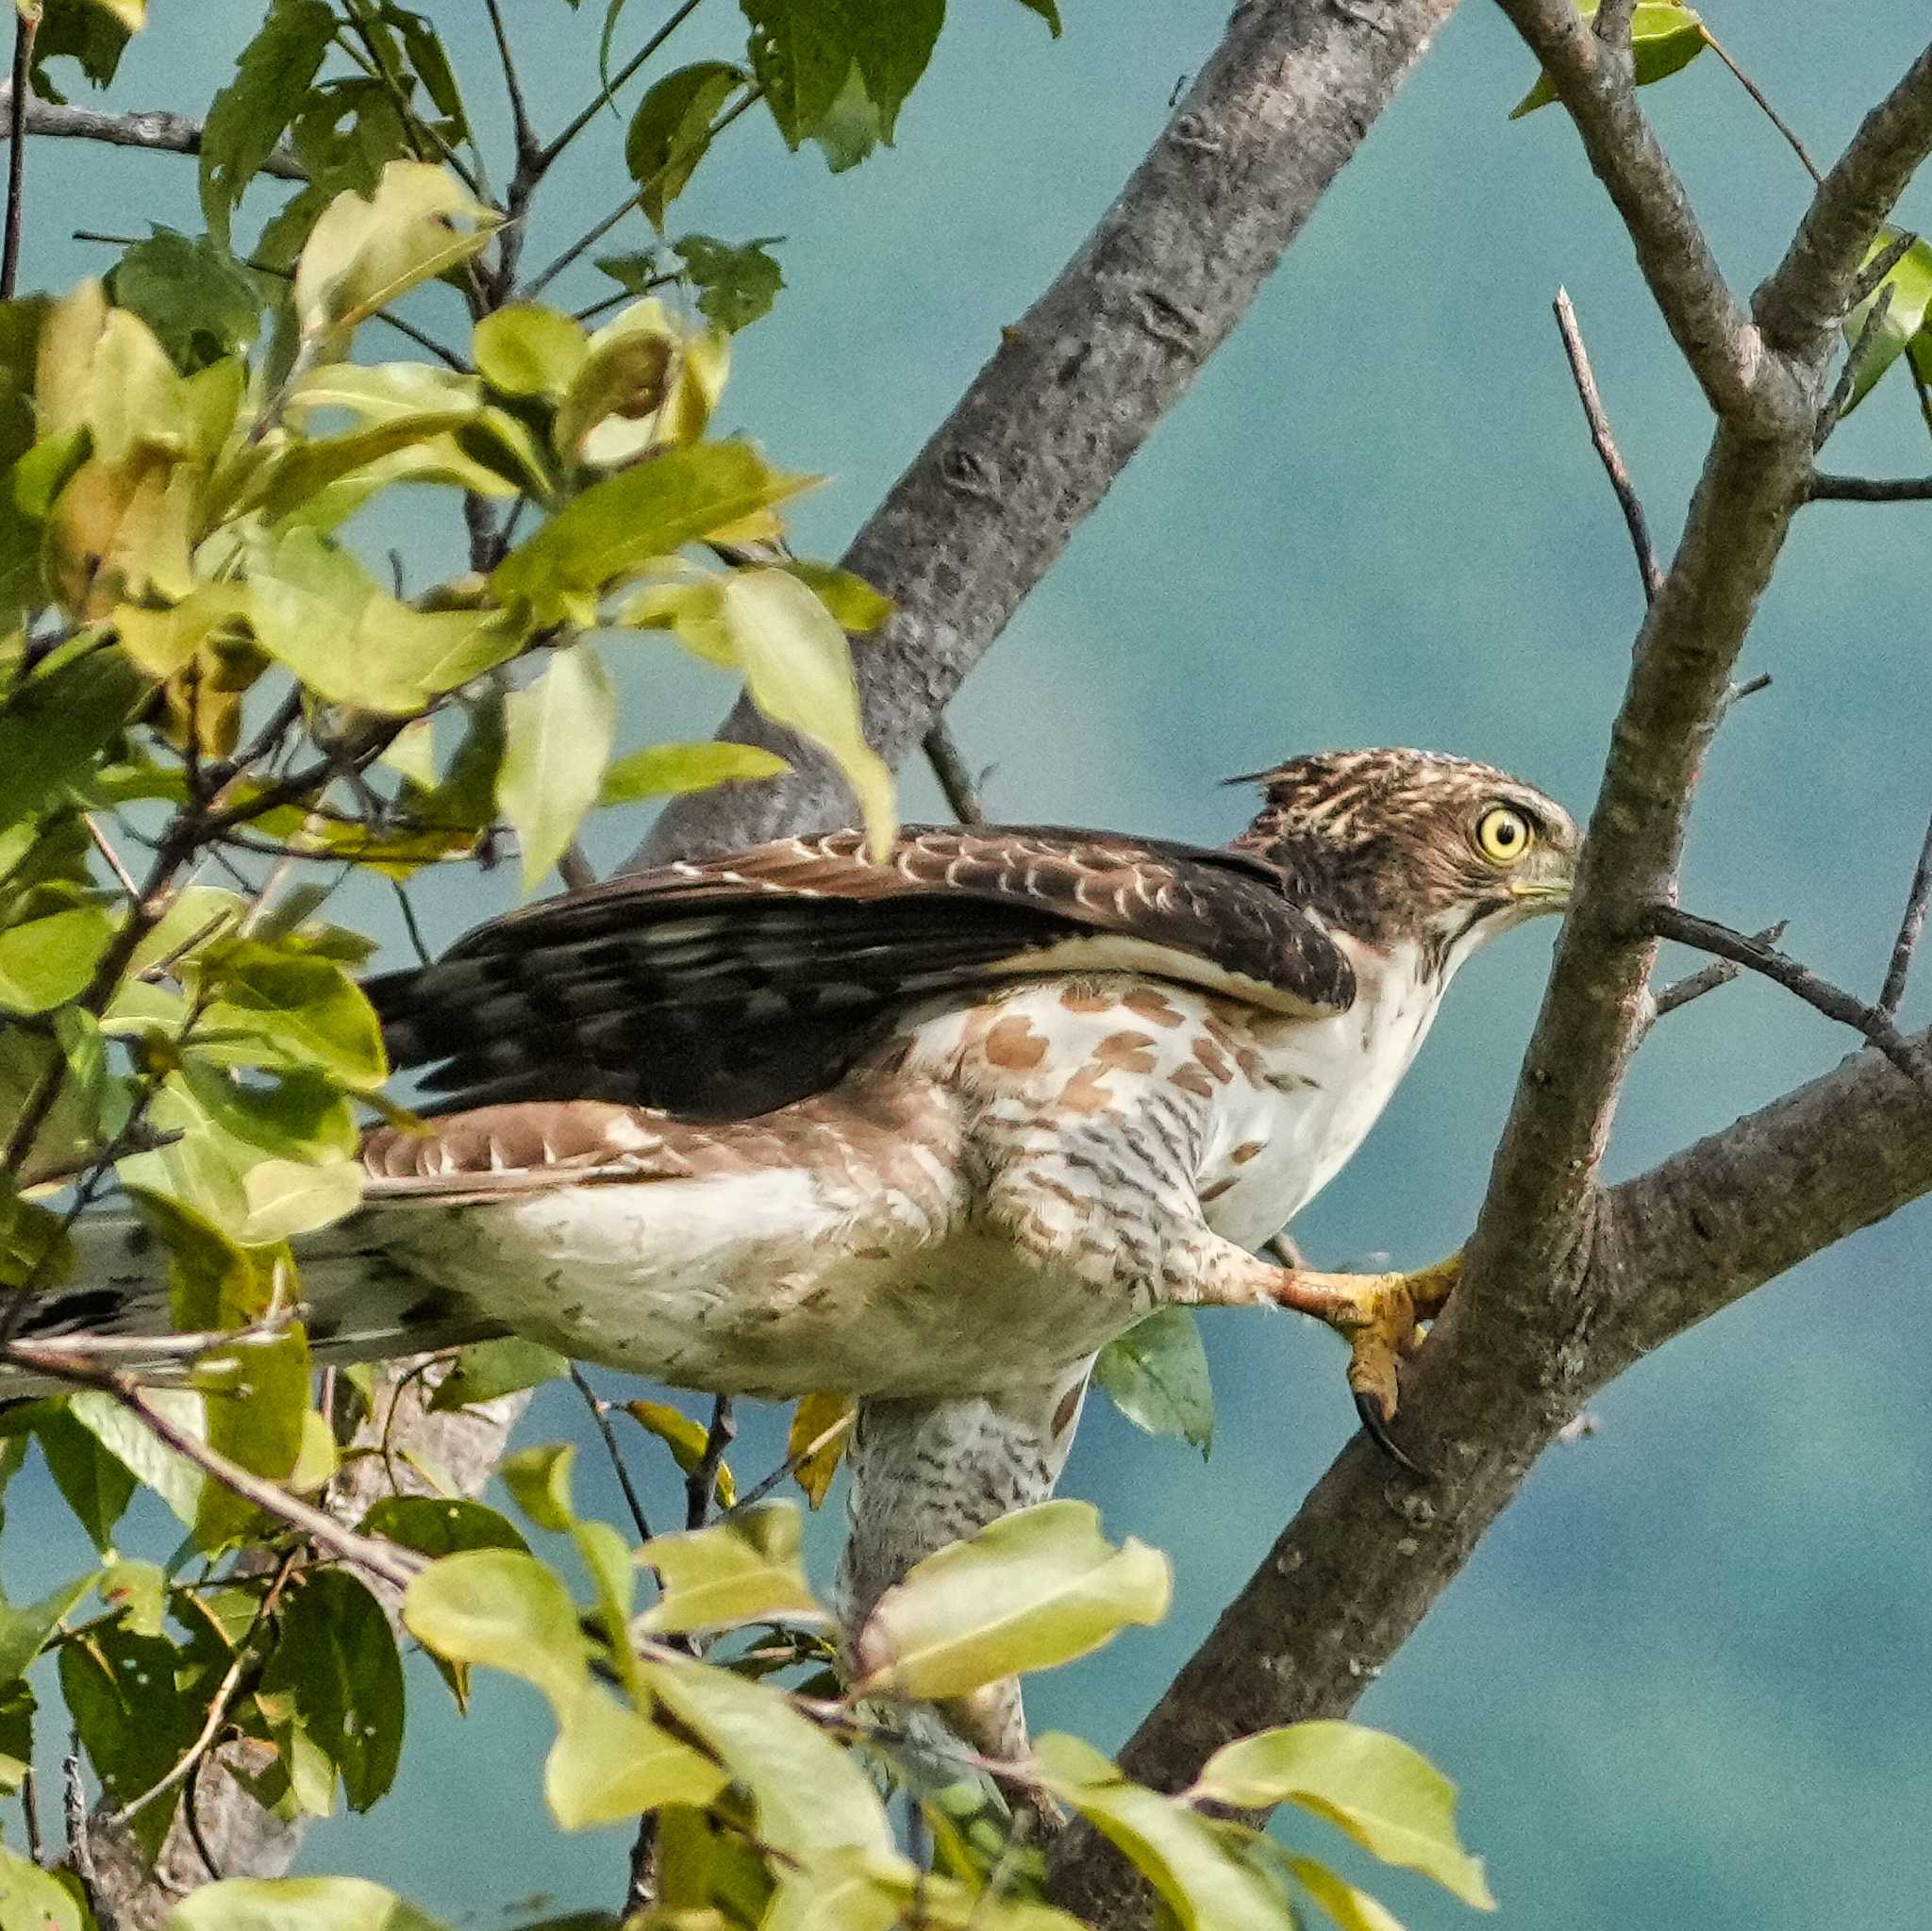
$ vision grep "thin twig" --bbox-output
[1815,280,1894,449]
[536,0,710,172]
[1807,472,1932,502]
[0,83,305,177]
[1845,229,1917,311]
[19,1766,41,1866]
[391,878,433,968]
[570,1367,654,1543]
[84,814,140,897]
[1648,921,1787,1025]
[724,1407,857,1518]
[558,843,598,892]
[1647,904,1932,1096]
[924,717,990,824]
[1717,670,1773,717]
[0,1350,424,1591]
[2,8,38,301]
[520,86,762,301]
[686,1396,735,1530]
[1699,26,1823,183]
[62,1751,95,1900]
[483,0,539,165]
[1553,288,1663,605]
[1879,807,1932,1017]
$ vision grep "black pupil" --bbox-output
[1493,818,1518,845]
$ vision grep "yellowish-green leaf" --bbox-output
[187,941,387,1089]
[89,308,190,465]
[490,439,816,626]
[115,585,252,681]
[854,1500,1170,1702]
[0,1846,84,1931]
[787,1390,854,1508]
[249,529,522,715]
[293,162,499,350]
[0,1573,98,1684]
[638,1502,823,1635]
[168,1875,448,1931]
[427,1338,568,1412]
[0,904,114,1014]
[597,739,788,806]
[1191,1722,1493,1908]
[497,645,615,891]
[401,1547,590,1711]
[716,567,893,857]
[1033,1733,1295,1931]
[502,1440,577,1533]
[1840,227,1932,414]
[237,1157,365,1242]
[786,560,892,632]
[641,1656,893,1857]
[1287,1857,1407,1931]
[1094,1307,1214,1458]
[554,328,675,468]
[1510,2,1706,117]
[622,1398,736,1507]
[544,1683,727,1828]
[66,1389,206,1529]
[473,305,589,400]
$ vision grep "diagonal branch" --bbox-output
[629,0,1467,867]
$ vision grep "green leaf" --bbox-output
[742,0,941,152]
[62,1625,210,1855]
[30,0,141,101]
[853,1500,1169,1702]
[675,234,785,332]
[1095,1307,1214,1457]
[597,739,789,805]
[169,1876,450,1931]
[490,439,816,626]
[496,647,615,891]
[1191,1722,1493,1907]
[0,646,147,826]
[625,62,751,228]
[249,528,522,714]
[0,1846,84,1931]
[1012,0,1061,35]
[0,904,114,1014]
[544,1683,728,1829]
[1840,228,1932,415]
[200,0,337,248]
[0,1682,34,1797]
[188,940,387,1089]
[1510,3,1706,118]
[99,1556,168,1639]
[108,228,262,372]
[428,1338,569,1411]
[786,560,892,632]
[0,1573,98,1685]
[31,1406,138,1550]
[243,411,481,523]
[715,567,895,858]
[501,1441,579,1534]
[638,1503,823,1635]
[293,161,499,352]
[401,1547,591,1710]
[358,1495,529,1559]
[257,1571,405,1813]
[642,1655,894,1856]
[1034,1733,1296,1931]
[474,305,590,401]
[66,1389,207,1529]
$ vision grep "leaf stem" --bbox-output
[537,0,711,174]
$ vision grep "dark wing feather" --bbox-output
[364,825,1352,1120]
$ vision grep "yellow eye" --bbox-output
[1475,805,1534,866]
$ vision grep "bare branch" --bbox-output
[1807,471,1932,501]
[632,0,1466,866]
[0,82,304,178]
[3,13,38,302]
[1756,39,1932,365]
[1553,286,1662,603]
[1648,904,1932,1095]
[1646,919,1785,1026]
[1492,0,1774,421]
[1880,809,1932,1016]
[923,717,989,825]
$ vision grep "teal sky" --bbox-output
[8,5,1932,1926]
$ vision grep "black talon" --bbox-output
[1354,1390,1429,1478]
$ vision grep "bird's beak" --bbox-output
[1507,850,1578,913]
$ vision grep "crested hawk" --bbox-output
[26,747,1576,1743]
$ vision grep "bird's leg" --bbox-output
[1171,1235,1461,1466]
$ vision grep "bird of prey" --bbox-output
[27,747,1575,1741]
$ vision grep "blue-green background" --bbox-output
[8,3,1932,1924]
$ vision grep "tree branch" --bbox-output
[1807,471,1932,501]
[0,83,305,178]
[628,0,1466,867]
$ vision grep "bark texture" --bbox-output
[631,0,1465,867]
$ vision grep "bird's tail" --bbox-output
[0,1211,501,1398]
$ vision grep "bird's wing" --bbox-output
[364,824,1353,1118]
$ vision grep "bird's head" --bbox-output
[1229,748,1580,975]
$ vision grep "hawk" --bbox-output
[29,747,1575,1741]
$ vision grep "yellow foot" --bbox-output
[1273,1252,1462,1473]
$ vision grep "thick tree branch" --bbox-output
[1048,1021,1932,1920]
[0,83,305,178]
[629,0,1464,867]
